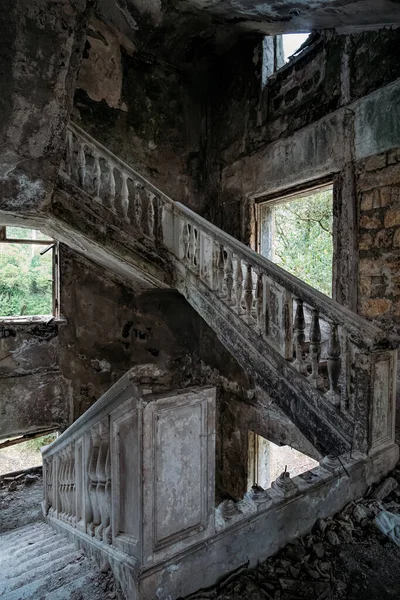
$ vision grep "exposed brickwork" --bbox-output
[357,150,400,333]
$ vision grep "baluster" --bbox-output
[309,308,322,387]
[134,182,143,230]
[293,298,306,373]
[326,322,341,406]
[180,220,190,261]
[59,451,66,519]
[66,130,73,179]
[216,245,225,296]
[244,263,254,323]
[93,152,102,202]
[108,162,116,213]
[95,421,109,541]
[234,257,243,315]
[255,271,265,334]
[211,240,219,291]
[121,173,130,223]
[78,143,86,188]
[103,445,112,544]
[147,191,155,236]
[189,226,196,266]
[224,250,234,305]
[87,426,101,537]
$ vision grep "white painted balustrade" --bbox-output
[62,123,398,455]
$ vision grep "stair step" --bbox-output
[0,530,59,565]
[0,559,94,600]
[1,534,68,567]
[0,523,48,546]
[0,540,77,580]
[0,550,84,595]
[43,571,101,599]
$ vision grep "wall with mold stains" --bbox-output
[72,16,206,212]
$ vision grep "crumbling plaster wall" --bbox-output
[72,15,206,211]
[0,0,89,216]
[204,26,400,418]
[0,322,70,439]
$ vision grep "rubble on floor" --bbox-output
[184,465,400,600]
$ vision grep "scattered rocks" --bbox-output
[8,481,17,492]
[185,471,400,600]
[371,476,398,500]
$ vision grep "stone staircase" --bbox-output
[0,521,119,599]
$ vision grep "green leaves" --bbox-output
[0,242,53,316]
[273,190,333,297]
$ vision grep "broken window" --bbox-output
[257,184,333,297]
[282,33,310,63]
[247,431,318,491]
[0,226,59,318]
[261,33,311,86]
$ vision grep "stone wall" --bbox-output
[72,16,205,211]
[358,151,400,330]
[0,322,70,438]
[0,0,88,216]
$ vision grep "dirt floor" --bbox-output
[183,465,400,600]
[0,441,43,475]
[0,470,44,533]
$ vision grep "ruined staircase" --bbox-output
[0,521,118,599]
[46,122,398,459]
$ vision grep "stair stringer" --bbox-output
[175,263,352,456]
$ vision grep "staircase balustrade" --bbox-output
[62,123,399,455]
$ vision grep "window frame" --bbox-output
[0,226,60,321]
[254,178,334,295]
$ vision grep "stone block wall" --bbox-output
[358,150,400,332]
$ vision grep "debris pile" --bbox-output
[184,467,400,600]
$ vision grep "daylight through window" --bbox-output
[0,226,57,318]
[258,184,333,297]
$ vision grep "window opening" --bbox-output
[258,184,333,297]
[247,431,319,491]
[282,33,310,63]
[0,226,58,318]
[0,431,58,476]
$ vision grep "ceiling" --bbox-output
[96,0,400,66]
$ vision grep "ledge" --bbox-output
[0,315,67,326]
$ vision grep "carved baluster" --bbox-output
[95,421,109,541]
[87,426,101,537]
[102,445,112,544]
[189,226,196,266]
[66,129,73,179]
[108,162,116,213]
[121,173,130,223]
[93,152,102,201]
[180,220,190,261]
[293,299,306,373]
[224,250,234,305]
[309,308,322,387]
[195,229,200,269]
[147,191,155,237]
[70,445,76,524]
[326,322,341,406]
[255,271,264,334]
[134,182,142,230]
[216,245,225,296]
[243,263,254,323]
[78,143,86,188]
[234,257,243,315]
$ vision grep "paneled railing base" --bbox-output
[44,443,398,600]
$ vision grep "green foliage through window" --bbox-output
[266,189,333,297]
[0,238,53,317]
